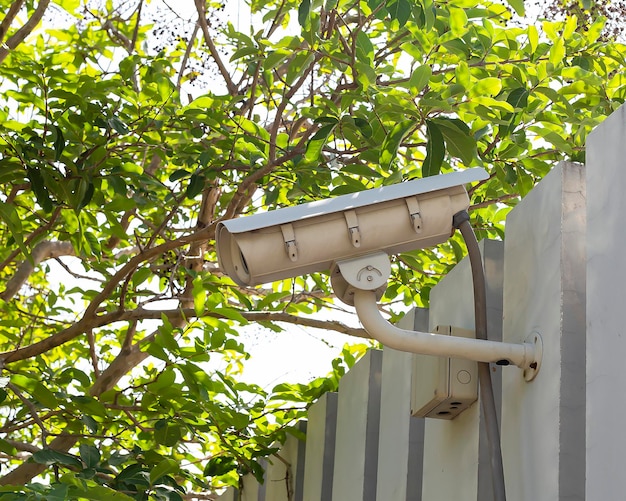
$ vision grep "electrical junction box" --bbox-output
[411,325,478,420]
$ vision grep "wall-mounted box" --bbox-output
[411,325,478,420]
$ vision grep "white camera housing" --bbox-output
[216,168,488,287]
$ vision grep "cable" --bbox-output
[453,211,507,501]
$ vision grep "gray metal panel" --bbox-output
[294,422,307,501]
[220,168,488,233]
[421,240,503,501]
[406,416,425,501]
[302,392,337,501]
[586,104,626,499]
[321,393,338,501]
[257,459,267,501]
[406,308,430,501]
[375,308,429,501]
[364,351,383,501]
[476,241,504,501]
[331,350,383,501]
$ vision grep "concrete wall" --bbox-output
[586,103,626,498]
[501,162,586,500]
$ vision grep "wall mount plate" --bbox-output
[523,332,543,382]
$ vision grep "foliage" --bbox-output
[0,0,624,498]
[535,0,626,41]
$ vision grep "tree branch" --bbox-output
[0,0,50,65]
[0,225,216,364]
[0,206,62,275]
[268,52,321,163]
[0,430,79,485]
[0,303,369,365]
[194,0,237,95]
[107,308,370,340]
[6,383,49,445]
[0,241,75,301]
[469,193,518,210]
[0,0,26,45]
[176,21,200,92]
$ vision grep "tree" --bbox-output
[0,0,624,498]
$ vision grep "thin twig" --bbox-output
[86,329,100,378]
[176,21,200,92]
[6,383,49,445]
[194,0,237,94]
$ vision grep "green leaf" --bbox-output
[204,456,237,477]
[230,46,258,62]
[83,230,101,258]
[0,439,17,456]
[507,87,529,109]
[212,307,248,324]
[32,449,82,468]
[379,120,415,169]
[423,0,436,30]
[63,476,135,501]
[423,120,445,177]
[71,395,108,418]
[154,419,182,447]
[132,267,152,287]
[432,118,476,165]
[148,367,177,393]
[505,0,525,16]
[26,167,53,213]
[409,65,432,93]
[354,61,377,89]
[528,126,573,154]
[549,37,565,66]
[79,444,101,469]
[150,458,179,484]
[192,274,206,316]
[53,125,65,161]
[354,118,373,138]
[169,169,191,182]
[81,415,98,433]
[121,162,143,175]
[108,117,129,134]
[305,123,336,163]
[448,7,468,37]
[355,32,374,63]
[186,173,206,199]
[527,25,538,54]
[563,15,577,40]
[387,0,411,28]
[77,181,95,211]
[32,382,58,408]
[45,483,69,501]
[264,49,291,70]
[298,0,311,27]
[0,202,27,256]
[470,77,502,97]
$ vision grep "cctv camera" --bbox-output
[216,168,488,287]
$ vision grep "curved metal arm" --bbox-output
[353,289,539,370]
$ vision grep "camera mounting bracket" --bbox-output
[330,252,391,306]
[331,252,542,379]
